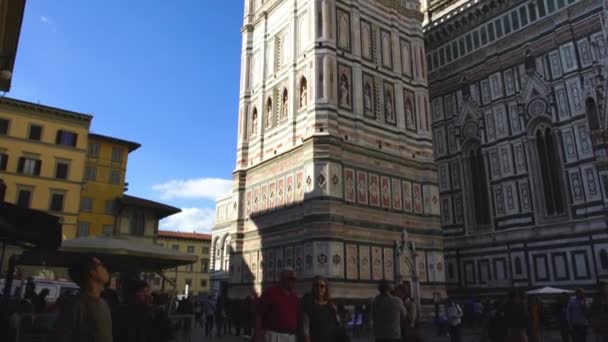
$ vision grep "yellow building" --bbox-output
[155,231,211,296]
[78,133,140,237]
[0,97,91,239]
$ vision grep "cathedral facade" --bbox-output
[211,0,445,302]
[425,0,608,295]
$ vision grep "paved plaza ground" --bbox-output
[178,326,565,342]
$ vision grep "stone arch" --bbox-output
[461,138,492,230]
[586,97,600,130]
[527,116,566,217]
[299,77,308,109]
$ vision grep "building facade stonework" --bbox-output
[212,0,446,302]
[425,0,608,295]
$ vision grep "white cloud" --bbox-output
[153,177,232,200]
[159,207,215,233]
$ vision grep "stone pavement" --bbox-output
[176,326,565,342]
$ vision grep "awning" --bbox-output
[16,236,198,272]
[526,287,573,295]
[0,202,62,250]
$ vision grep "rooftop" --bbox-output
[158,230,211,241]
[89,133,141,152]
[118,195,181,219]
[0,97,93,123]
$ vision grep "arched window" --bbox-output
[586,97,600,131]
[466,141,491,226]
[601,249,608,270]
[535,126,565,215]
[266,98,273,128]
[251,107,258,136]
[299,77,308,109]
[514,257,523,275]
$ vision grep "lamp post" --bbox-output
[394,230,420,307]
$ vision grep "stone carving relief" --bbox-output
[282,88,289,119]
[381,30,392,68]
[337,9,350,51]
[338,65,351,109]
[251,107,258,136]
[404,89,416,131]
[299,78,308,109]
[361,20,372,61]
[363,73,375,117]
[384,83,395,123]
[401,39,412,77]
[266,97,273,128]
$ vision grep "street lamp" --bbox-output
[394,229,420,307]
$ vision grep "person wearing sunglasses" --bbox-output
[55,255,112,342]
[255,267,298,342]
[301,276,347,342]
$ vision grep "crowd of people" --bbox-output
[5,255,608,342]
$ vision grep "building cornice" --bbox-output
[0,97,93,124]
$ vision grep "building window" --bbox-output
[49,192,65,212]
[465,34,472,52]
[172,245,179,251]
[84,166,97,181]
[55,130,78,147]
[28,125,43,141]
[105,200,115,215]
[557,0,565,8]
[201,259,209,273]
[467,143,491,225]
[78,222,90,237]
[200,279,207,287]
[547,0,556,12]
[80,197,93,212]
[586,98,600,131]
[514,257,523,275]
[111,147,123,163]
[487,22,495,41]
[527,3,537,21]
[102,224,114,237]
[472,31,480,49]
[187,246,194,254]
[55,162,69,180]
[495,19,504,38]
[601,250,608,270]
[88,142,100,158]
[480,27,487,45]
[0,153,8,171]
[511,11,520,30]
[109,170,121,185]
[0,118,9,135]
[538,0,547,16]
[17,188,32,208]
[186,264,193,272]
[535,126,565,215]
[18,157,42,176]
[130,211,145,236]
[202,247,209,255]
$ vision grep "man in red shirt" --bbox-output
[255,267,298,342]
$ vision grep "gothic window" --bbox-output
[535,126,565,215]
[299,77,308,109]
[586,98,600,131]
[223,237,231,271]
[282,89,289,119]
[266,97,273,128]
[251,107,258,136]
[466,142,491,226]
[601,249,608,270]
[514,257,523,275]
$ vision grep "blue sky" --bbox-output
[11,1,245,232]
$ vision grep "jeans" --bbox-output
[450,324,462,342]
[572,325,587,342]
